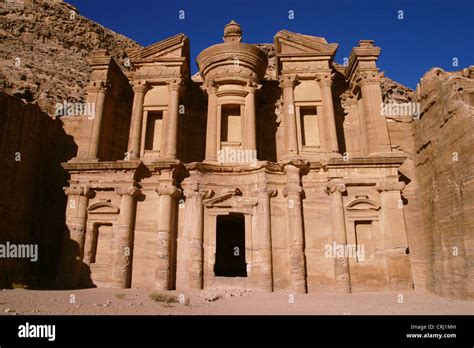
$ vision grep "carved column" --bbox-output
[283,165,307,293]
[204,81,218,162]
[244,83,260,152]
[163,78,182,159]
[182,185,212,289]
[87,81,108,159]
[326,182,351,293]
[128,81,149,159]
[316,71,339,153]
[279,75,299,156]
[62,186,93,288]
[155,182,180,290]
[341,90,367,155]
[356,71,391,154]
[112,185,139,288]
[252,187,276,291]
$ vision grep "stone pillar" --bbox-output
[341,90,368,155]
[155,182,180,290]
[87,81,107,159]
[204,81,218,162]
[283,165,307,293]
[279,75,299,156]
[326,182,351,293]
[244,83,259,152]
[62,186,93,288]
[252,187,276,291]
[181,185,212,289]
[316,71,339,153]
[163,78,182,159]
[356,71,391,154]
[376,180,413,290]
[111,185,139,288]
[128,81,149,159]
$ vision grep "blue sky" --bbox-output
[67,0,473,88]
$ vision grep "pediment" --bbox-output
[127,34,189,62]
[346,198,380,211]
[88,201,120,214]
[274,30,338,56]
[203,188,242,208]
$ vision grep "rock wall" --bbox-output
[0,92,75,288]
[0,0,140,115]
[412,67,474,299]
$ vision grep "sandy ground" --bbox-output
[0,288,473,315]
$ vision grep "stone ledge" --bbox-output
[62,160,142,171]
[327,156,407,167]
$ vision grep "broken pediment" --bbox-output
[274,30,338,56]
[127,34,189,63]
[87,201,120,214]
[203,188,242,208]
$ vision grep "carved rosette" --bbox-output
[355,71,384,87]
[279,74,298,89]
[326,182,347,194]
[115,185,140,197]
[315,71,335,88]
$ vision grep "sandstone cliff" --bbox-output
[0,0,141,115]
[412,66,474,299]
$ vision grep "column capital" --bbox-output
[115,185,140,197]
[201,79,218,95]
[246,79,262,92]
[156,183,181,197]
[64,185,94,197]
[252,187,278,198]
[315,71,335,87]
[166,78,184,92]
[340,90,357,113]
[355,70,383,87]
[131,80,150,94]
[376,180,405,192]
[326,182,347,194]
[183,188,213,199]
[279,74,298,89]
[86,80,109,94]
[283,184,303,198]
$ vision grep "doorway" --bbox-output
[214,213,246,277]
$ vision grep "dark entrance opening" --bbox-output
[214,213,247,277]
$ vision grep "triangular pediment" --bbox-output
[274,30,338,56]
[127,34,189,62]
